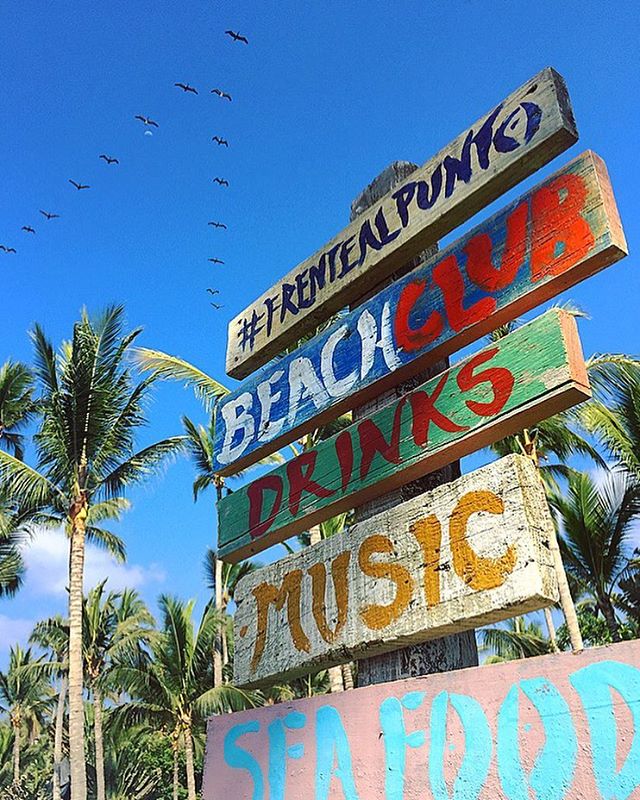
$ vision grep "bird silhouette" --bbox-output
[0,245,17,253]
[208,221,227,229]
[212,136,229,147]
[208,258,225,265]
[211,88,232,101]
[39,210,60,220]
[207,288,220,295]
[69,180,90,190]
[135,115,159,127]
[225,30,248,44]
[213,177,229,186]
[175,82,198,94]
[100,154,119,165]
[210,302,224,309]
[21,226,36,234]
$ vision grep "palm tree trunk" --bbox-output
[11,718,20,784]
[68,513,88,800]
[93,687,106,800]
[53,676,68,800]
[184,724,197,800]
[214,554,224,687]
[550,530,584,651]
[543,608,559,652]
[172,741,179,800]
[599,595,622,642]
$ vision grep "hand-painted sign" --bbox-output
[225,68,578,380]
[217,310,589,562]
[214,151,626,475]
[203,640,640,800]
[234,455,558,688]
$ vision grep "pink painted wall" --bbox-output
[202,640,640,799]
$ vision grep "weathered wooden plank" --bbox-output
[233,454,558,688]
[214,151,625,475]
[217,309,589,562]
[225,67,577,380]
[203,640,640,800]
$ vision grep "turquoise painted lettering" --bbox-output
[429,692,492,799]
[315,706,360,800]
[571,660,640,800]
[380,692,426,799]
[268,711,307,800]
[497,677,577,800]
[223,721,264,800]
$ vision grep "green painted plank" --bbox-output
[218,309,589,562]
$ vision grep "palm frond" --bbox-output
[134,348,229,412]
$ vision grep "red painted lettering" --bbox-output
[358,400,407,481]
[248,476,284,540]
[432,254,496,332]
[335,430,354,493]
[410,373,468,448]
[286,450,335,517]
[456,348,514,416]
[530,173,595,282]
[465,201,529,291]
[394,279,444,352]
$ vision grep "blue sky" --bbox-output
[1,0,639,660]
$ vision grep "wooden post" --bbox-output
[349,161,479,686]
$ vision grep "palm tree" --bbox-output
[182,414,282,686]
[82,582,155,800]
[0,645,53,785]
[114,595,261,800]
[581,361,640,476]
[0,306,185,800]
[30,614,69,800]
[203,547,257,674]
[551,469,640,641]
[480,616,552,661]
[0,360,36,460]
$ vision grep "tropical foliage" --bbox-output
[0,303,639,799]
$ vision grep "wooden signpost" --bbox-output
[217,309,590,562]
[214,151,626,475]
[204,65,631,800]
[203,640,640,800]
[225,67,578,379]
[234,454,559,688]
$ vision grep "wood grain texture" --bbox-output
[214,151,625,476]
[225,67,577,380]
[217,309,590,562]
[233,454,559,688]
[203,640,640,800]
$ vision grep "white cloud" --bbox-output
[0,614,35,649]
[21,528,166,597]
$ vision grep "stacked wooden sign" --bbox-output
[204,67,634,799]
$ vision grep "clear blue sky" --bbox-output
[1,0,639,658]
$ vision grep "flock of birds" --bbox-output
[2,28,251,310]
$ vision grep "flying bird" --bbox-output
[210,302,223,310]
[39,210,60,220]
[207,288,220,295]
[0,245,16,253]
[211,88,232,101]
[225,30,248,44]
[69,180,90,190]
[208,258,225,264]
[175,82,198,94]
[21,226,36,234]
[135,115,159,127]
[100,154,119,165]
[208,221,227,229]
[213,177,229,186]
[212,136,229,147]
